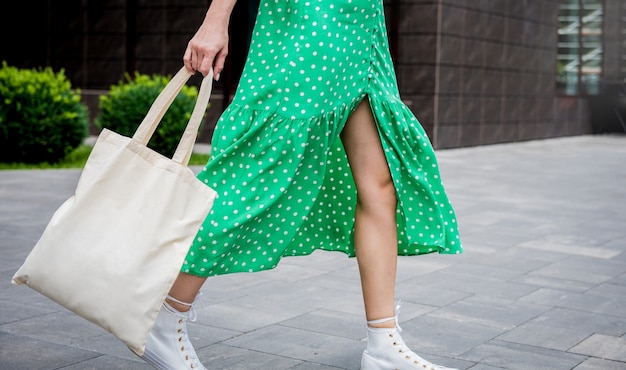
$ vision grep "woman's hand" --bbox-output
[184,1,236,80]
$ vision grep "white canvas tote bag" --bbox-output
[12,67,217,356]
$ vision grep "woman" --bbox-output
[139,0,463,368]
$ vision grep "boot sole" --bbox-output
[132,346,173,370]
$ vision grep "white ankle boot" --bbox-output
[138,295,207,370]
[361,303,458,370]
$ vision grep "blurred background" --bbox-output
[1,0,625,148]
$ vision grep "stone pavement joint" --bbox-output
[1,134,625,369]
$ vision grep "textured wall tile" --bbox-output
[503,97,522,122]
[465,11,489,40]
[398,35,437,65]
[442,5,465,36]
[464,39,485,67]
[482,96,503,123]
[434,125,460,149]
[484,41,505,69]
[136,9,166,32]
[135,35,166,59]
[87,35,126,59]
[439,66,463,94]
[460,96,482,124]
[459,124,483,147]
[480,123,505,145]
[482,70,503,96]
[505,19,524,44]
[438,96,461,124]
[86,61,125,87]
[439,35,465,65]
[405,95,436,130]
[484,14,506,42]
[397,65,437,94]
[502,71,522,97]
[398,3,438,33]
[88,9,126,33]
[463,67,484,95]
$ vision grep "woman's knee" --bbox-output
[357,174,397,211]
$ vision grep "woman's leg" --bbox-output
[166,272,207,312]
[342,98,458,370]
[341,98,398,328]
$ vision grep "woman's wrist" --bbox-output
[205,0,237,26]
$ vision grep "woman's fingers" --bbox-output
[213,47,228,81]
[183,47,194,73]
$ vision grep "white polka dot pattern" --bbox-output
[182,0,463,277]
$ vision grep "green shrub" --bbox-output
[96,72,202,158]
[0,62,89,163]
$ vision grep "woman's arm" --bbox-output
[183,0,237,80]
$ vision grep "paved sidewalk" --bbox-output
[1,134,625,370]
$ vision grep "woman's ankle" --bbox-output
[367,320,396,329]
[367,318,396,329]
[164,295,194,313]
[164,298,190,312]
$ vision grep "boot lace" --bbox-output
[165,293,206,370]
[368,301,455,370]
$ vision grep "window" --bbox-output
[556,0,604,95]
[623,2,626,81]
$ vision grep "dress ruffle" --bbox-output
[182,0,462,277]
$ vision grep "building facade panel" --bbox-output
[0,0,623,149]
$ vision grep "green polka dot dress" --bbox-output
[182,0,463,277]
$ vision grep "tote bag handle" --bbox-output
[132,67,214,166]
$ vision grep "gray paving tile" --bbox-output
[495,322,592,351]
[460,340,587,370]
[572,357,626,370]
[528,307,626,337]
[395,253,458,282]
[223,325,363,369]
[427,295,548,331]
[568,334,626,362]
[1,283,67,310]
[287,363,348,370]
[395,281,471,308]
[198,342,303,370]
[405,270,538,300]
[605,237,626,251]
[0,331,100,370]
[510,275,595,294]
[304,272,363,295]
[585,282,626,300]
[201,296,317,332]
[56,355,153,369]
[400,315,503,357]
[436,261,527,281]
[2,135,626,369]
[467,365,507,370]
[68,332,151,364]
[279,285,366,316]
[0,298,56,325]
[520,288,626,318]
[0,311,106,345]
[504,246,576,264]
[610,273,626,286]
[279,309,366,340]
[453,248,552,274]
[527,256,626,285]
[517,234,623,260]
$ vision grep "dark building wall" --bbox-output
[394,0,439,140]
[0,0,255,142]
[392,0,626,149]
[1,0,624,148]
[603,0,626,82]
[394,0,588,149]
